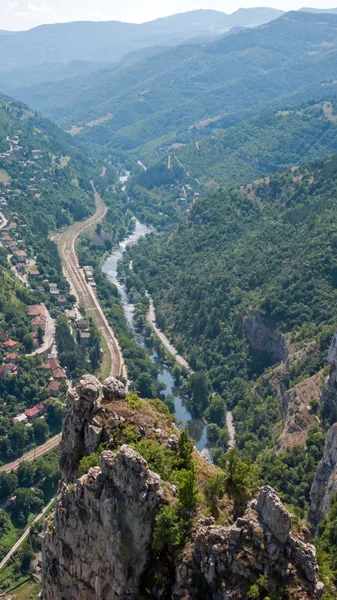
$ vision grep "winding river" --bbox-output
[102,218,209,452]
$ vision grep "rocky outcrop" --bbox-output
[244,309,288,363]
[42,376,323,600]
[320,331,337,418]
[42,446,163,600]
[175,486,324,599]
[278,371,322,451]
[309,423,337,528]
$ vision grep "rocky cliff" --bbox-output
[41,375,324,600]
[309,423,337,528]
[244,309,288,363]
[175,486,323,600]
[319,330,337,420]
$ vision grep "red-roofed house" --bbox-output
[5,353,19,364]
[53,367,67,380]
[31,315,46,330]
[3,340,18,349]
[25,402,45,419]
[41,359,60,371]
[47,381,62,396]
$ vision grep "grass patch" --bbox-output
[0,168,9,182]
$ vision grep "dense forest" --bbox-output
[123,155,337,469]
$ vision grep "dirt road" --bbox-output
[146,294,190,371]
[56,183,125,379]
[0,434,62,474]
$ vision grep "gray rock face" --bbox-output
[309,423,337,528]
[103,376,127,402]
[320,331,337,416]
[42,377,323,600]
[244,309,288,363]
[41,445,163,600]
[175,486,323,600]
[60,376,125,483]
[256,485,291,543]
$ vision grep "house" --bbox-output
[52,367,67,380]
[41,358,60,371]
[3,339,18,349]
[47,380,62,396]
[14,250,27,263]
[79,332,90,347]
[57,297,67,306]
[29,270,41,280]
[25,401,46,419]
[13,413,28,424]
[28,305,46,318]
[77,319,90,330]
[5,353,19,364]
[31,315,46,331]
[0,364,12,376]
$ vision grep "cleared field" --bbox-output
[0,169,9,182]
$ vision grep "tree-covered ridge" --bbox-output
[14,11,337,154]
[124,155,337,457]
[0,95,95,231]
[136,99,337,190]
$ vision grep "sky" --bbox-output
[2,0,337,30]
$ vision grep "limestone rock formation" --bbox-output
[42,377,323,600]
[175,486,323,599]
[42,446,163,600]
[244,309,288,363]
[309,423,337,528]
[320,330,337,418]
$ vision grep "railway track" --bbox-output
[56,183,126,379]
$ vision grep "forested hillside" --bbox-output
[124,154,337,467]
[14,12,337,155]
[126,98,337,225]
[136,99,337,188]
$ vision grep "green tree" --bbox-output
[0,471,18,501]
[189,372,210,414]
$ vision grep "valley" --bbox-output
[2,6,337,600]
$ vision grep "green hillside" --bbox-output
[124,155,337,459]
[15,12,337,155]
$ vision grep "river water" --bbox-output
[101,218,208,452]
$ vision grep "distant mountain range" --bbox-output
[10,11,337,157]
[0,8,283,71]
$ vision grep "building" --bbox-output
[77,319,90,330]
[53,367,67,381]
[79,332,91,347]
[13,413,28,424]
[28,305,46,318]
[29,270,41,280]
[5,353,19,364]
[47,380,62,396]
[3,339,18,349]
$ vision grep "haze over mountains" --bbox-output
[9,11,337,160]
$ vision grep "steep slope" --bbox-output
[124,155,337,461]
[135,99,337,189]
[14,12,337,153]
[41,375,323,600]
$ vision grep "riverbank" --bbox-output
[146,295,190,371]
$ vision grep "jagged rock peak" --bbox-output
[255,485,292,543]
[309,422,337,528]
[175,485,323,599]
[41,445,164,600]
[76,373,101,404]
[103,375,126,401]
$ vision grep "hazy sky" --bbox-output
[2,0,337,30]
